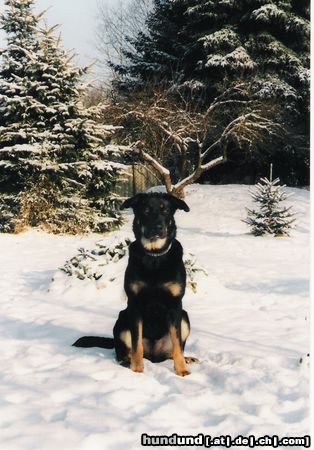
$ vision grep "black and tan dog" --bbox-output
[73,192,197,376]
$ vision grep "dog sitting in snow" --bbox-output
[73,192,198,376]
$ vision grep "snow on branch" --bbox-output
[140,148,173,193]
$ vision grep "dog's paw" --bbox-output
[184,356,200,365]
[176,368,191,377]
[131,362,144,373]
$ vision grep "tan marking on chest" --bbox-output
[162,281,183,297]
[141,237,167,251]
[130,281,147,295]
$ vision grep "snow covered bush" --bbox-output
[59,238,207,292]
[244,177,296,237]
[184,254,208,293]
[61,238,131,281]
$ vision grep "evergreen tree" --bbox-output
[112,0,310,185]
[244,168,295,236]
[0,0,47,230]
[29,27,122,233]
[116,0,309,104]
[0,1,123,233]
[113,0,191,88]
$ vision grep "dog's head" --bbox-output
[121,193,189,253]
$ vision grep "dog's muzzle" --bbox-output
[144,224,167,241]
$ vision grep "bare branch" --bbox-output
[205,99,256,119]
[201,155,225,171]
[103,86,284,198]
[96,0,152,73]
[140,149,173,193]
[200,138,221,160]
[173,155,226,195]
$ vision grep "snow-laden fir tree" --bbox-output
[115,0,309,108]
[27,26,123,233]
[0,0,123,233]
[111,0,310,185]
[0,0,48,231]
[244,168,295,236]
[112,0,189,89]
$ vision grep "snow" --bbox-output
[205,47,256,70]
[0,184,310,449]
[251,4,309,37]
[0,143,46,154]
[201,28,240,51]
[251,4,286,23]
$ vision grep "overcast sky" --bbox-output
[0,0,121,69]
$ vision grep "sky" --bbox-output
[0,0,121,69]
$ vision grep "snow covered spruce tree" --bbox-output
[244,167,295,236]
[0,0,47,231]
[111,0,310,185]
[0,0,123,233]
[28,26,123,233]
[114,0,309,106]
[111,0,189,90]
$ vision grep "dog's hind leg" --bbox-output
[180,310,200,364]
[115,331,131,367]
[181,310,190,350]
[113,310,132,366]
[113,309,144,371]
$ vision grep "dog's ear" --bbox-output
[166,194,190,212]
[120,194,145,211]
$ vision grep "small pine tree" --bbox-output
[244,167,295,236]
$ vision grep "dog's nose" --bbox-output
[150,223,164,239]
[153,224,164,235]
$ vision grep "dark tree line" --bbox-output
[101,0,309,186]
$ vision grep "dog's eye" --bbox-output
[160,204,169,214]
[160,203,168,212]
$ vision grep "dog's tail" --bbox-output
[72,336,114,349]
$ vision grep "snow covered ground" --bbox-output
[0,185,310,450]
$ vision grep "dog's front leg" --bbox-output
[169,312,190,377]
[130,315,144,373]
